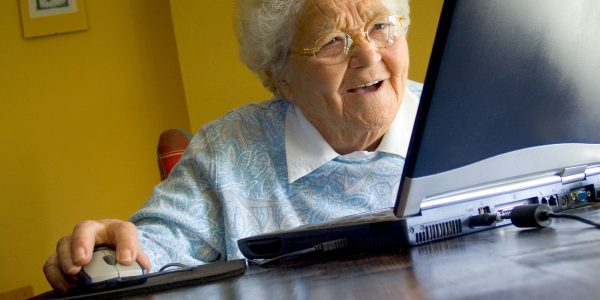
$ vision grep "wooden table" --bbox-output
[115,204,600,300]
[35,204,600,300]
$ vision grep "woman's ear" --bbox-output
[267,70,293,101]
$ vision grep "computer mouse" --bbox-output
[75,247,147,290]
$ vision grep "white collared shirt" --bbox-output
[285,89,420,183]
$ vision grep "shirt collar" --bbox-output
[285,89,420,183]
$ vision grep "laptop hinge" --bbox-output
[560,165,588,184]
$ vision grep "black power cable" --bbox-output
[547,212,600,229]
[247,238,350,267]
[468,204,600,229]
[505,204,553,228]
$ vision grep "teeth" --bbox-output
[356,80,380,88]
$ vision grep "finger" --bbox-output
[107,221,151,271]
[56,235,81,275]
[134,238,152,271]
[108,221,141,265]
[43,252,74,294]
[70,220,106,266]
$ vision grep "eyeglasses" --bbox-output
[294,15,405,64]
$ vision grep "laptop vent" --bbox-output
[353,235,397,249]
[415,219,462,244]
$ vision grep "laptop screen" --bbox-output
[396,0,600,216]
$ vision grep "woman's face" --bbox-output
[279,0,409,150]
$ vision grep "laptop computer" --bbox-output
[238,0,600,260]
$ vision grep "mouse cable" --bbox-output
[469,204,600,229]
[137,262,197,280]
[247,238,349,267]
[158,262,192,272]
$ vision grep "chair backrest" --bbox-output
[157,128,192,180]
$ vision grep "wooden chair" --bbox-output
[157,128,192,180]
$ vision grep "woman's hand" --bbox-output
[43,219,151,293]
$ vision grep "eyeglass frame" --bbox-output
[292,15,406,64]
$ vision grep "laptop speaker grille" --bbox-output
[415,219,462,244]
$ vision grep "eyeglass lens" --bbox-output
[313,16,400,63]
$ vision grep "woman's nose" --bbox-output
[348,34,382,68]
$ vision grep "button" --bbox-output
[103,254,117,266]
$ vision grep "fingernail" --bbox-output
[74,247,85,262]
[118,249,132,262]
[67,266,80,275]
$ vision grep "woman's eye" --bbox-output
[317,35,346,53]
[324,36,344,47]
[372,22,389,31]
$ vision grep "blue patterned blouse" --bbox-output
[130,82,423,271]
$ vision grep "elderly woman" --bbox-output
[44,0,422,292]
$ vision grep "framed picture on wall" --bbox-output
[19,0,88,38]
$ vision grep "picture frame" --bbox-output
[19,0,88,38]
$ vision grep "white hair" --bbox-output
[235,0,411,96]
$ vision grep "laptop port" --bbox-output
[571,190,588,203]
[568,185,597,208]
[478,206,491,215]
[559,195,569,208]
[547,195,558,206]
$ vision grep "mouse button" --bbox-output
[82,252,119,283]
[98,248,117,257]
[115,261,145,278]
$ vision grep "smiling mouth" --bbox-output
[347,80,384,94]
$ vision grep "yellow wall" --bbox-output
[171,0,443,131]
[408,0,445,83]
[0,0,442,295]
[169,0,272,131]
[0,0,189,294]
